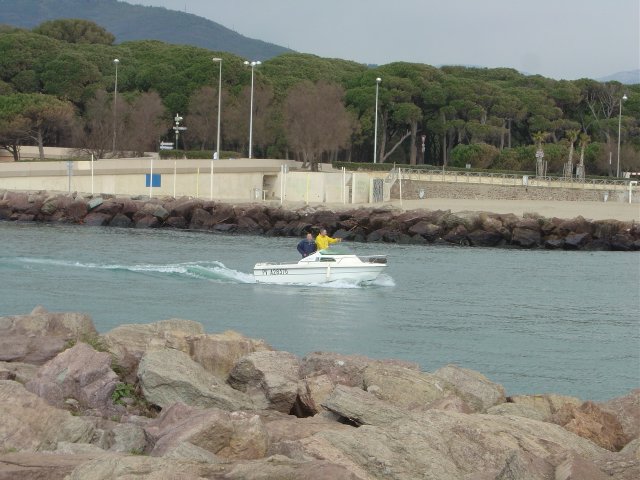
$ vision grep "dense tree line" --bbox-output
[0,21,638,175]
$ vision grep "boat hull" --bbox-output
[253,263,385,284]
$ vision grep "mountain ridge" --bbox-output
[0,0,291,60]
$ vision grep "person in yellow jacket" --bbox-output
[315,228,341,251]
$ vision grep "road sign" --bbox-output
[535,149,544,159]
[160,145,173,150]
[173,126,187,131]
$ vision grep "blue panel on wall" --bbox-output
[145,174,161,187]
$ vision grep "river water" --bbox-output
[1,222,638,401]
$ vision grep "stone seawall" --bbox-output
[1,190,638,250]
[392,180,622,202]
[0,308,638,479]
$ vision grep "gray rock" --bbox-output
[102,318,204,382]
[187,331,272,380]
[138,348,253,410]
[486,403,548,422]
[163,441,221,463]
[0,307,97,365]
[299,410,609,480]
[0,452,111,480]
[107,423,147,454]
[228,351,301,413]
[25,343,118,412]
[146,403,268,460]
[108,213,132,228]
[511,227,541,248]
[321,384,407,426]
[83,212,112,226]
[0,380,94,452]
[363,363,458,410]
[433,364,506,412]
[87,197,104,210]
[598,388,640,442]
[0,361,38,384]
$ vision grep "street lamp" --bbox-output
[373,77,381,164]
[211,57,223,200]
[112,58,119,155]
[243,60,261,159]
[616,93,628,178]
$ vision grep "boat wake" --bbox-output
[12,257,256,284]
[11,257,394,289]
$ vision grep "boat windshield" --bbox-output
[318,245,354,255]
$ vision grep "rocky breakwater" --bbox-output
[0,307,638,479]
[1,190,640,251]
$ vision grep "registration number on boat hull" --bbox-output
[260,268,289,276]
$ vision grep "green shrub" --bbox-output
[450,143,499,169]
[111,382,135,405]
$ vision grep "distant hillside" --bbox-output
[597,70,640,85]
[0,0,291,60]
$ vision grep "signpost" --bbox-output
[173,114,186,152]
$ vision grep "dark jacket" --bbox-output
[297,239,317,257]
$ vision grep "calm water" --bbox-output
[1,222,638,401]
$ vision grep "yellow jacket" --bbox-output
[315,233,339,251]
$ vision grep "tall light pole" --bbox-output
[373,77,381,164]
[616,94,628,178]
[112,58,119,155]
[211,57,223,200]
[243,60,261,159]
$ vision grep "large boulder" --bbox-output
[0,452,111,480]
[300,352,419,389]
[362,363,458,410]
[297,373,336,415]
[0,307,97,365]
[187,330,272,380]
[137,348,253,410]
[65,454,359,480]
[433,364,506,412]
[509,393,582,421]
[552,401,629,451]
[486,402,548,422]
[0,361,38,384]
[322,384,409,426]
[228,351,301,413]
[511,227,541,248]
[25,343,118,412]
[599,389,640,442]
[102,318,204,382]
[298,409,609,480]
[146,403,268,459]
[0,380,94,452]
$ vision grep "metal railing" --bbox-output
[389,167,632,191]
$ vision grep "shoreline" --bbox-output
[2,189,639,250]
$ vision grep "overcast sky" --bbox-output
[135,0,639,80]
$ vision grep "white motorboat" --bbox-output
[253,246,387,284]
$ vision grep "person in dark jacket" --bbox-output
[297,233,317,257]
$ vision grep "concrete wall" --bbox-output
[391,179,640,203]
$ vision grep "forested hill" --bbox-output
[0,0,291,60]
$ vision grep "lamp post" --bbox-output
[112,58,119,155]
[373,77,381,164]
[616,94,628,178]
[243,60,261,159]
[211,57,223,200]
